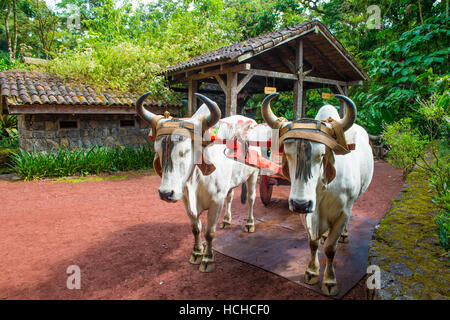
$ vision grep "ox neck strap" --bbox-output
[279,118,350,155]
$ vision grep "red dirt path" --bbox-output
[0,160,402,300]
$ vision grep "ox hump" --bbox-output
[315,104,340,122]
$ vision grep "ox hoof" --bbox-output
[189,251,203,265]
[339,235,349,243]
[220,221,232,229]
[244,224,255,233]
[304,270,319,285]
[321,282,338,296]
[199,257,216,273]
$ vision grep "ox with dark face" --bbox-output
[136,92,220,203]
[261,93,374,296]
[263,93,355,217]
[136,92,260,273]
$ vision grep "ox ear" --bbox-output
[281,155,290,181]
[196,152,216,176]
[153,153,162,177]
[323,149,336,184]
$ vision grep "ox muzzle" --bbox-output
[290,199,313,214]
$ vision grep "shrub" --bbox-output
[10,145,155,180]
[0,147,18,174]
[383,118,428,178]
[435,211,449,251]
[384,85,449,250]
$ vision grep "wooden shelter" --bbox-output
[164,20,368,119]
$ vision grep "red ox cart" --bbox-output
[208,120,288,206]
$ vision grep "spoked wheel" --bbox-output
[260,175,275,206]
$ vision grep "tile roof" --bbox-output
[164,20,367,80]
[0,70,182,108]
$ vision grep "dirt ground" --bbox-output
[0,160,403,300]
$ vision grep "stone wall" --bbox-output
[17,114,152,152]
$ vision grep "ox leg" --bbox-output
[199,203,223,273]
[244,172,258,233]
[188,217,204,265]
[220,189,234,229]
[304,237,320,285]
[321,214,348,296]
[339,225,349,243]
[320,229,329,244]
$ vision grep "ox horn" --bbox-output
[135,91,157,124]
[335,94,357,132]
[195,93,221,128]
[261,93,281,129]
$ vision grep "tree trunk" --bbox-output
[12,0,17,60]
[5,3,13,62]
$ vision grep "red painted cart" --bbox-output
[211,130,288,206]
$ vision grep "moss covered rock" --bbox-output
[368,170,450,300]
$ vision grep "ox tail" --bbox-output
[240,182,247,204]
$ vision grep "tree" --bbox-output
[2,0,18,61]
[31,0,60,59]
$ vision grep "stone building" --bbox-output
[0,71,182,152]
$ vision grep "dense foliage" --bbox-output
[10,145,155,179]
[1,0,448,128]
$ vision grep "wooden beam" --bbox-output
[285,45,313,71]
[272,51,296,74]
[348,80,363,86]
[188,79,198,116]
[237,28,316,63]
[166,60,234,77]
[190,63,251,81]
[241,69,297,80]
[225,72,238,116]
[335,84,345,95]
[317,29,368,81]
[214,75,227,92]
[236,73,253,93]
[304,76,347,87]
[302,89,306,118]
[293,39,304,120]
[302,38,347,80]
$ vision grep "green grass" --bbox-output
[10,145,155,180]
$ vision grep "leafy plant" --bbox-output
[384,84,449,250]
[435,210,449,251]
[10,145,155,180]
[383,118,428,178]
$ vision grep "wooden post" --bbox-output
[225,72,238,116]
[293,39,303,120]
[187,79,198,116]
[302,89,306,118]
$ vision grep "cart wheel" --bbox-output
[260,175,274,206]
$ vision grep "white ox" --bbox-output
[136,93,259,272]
[262,93,374,296]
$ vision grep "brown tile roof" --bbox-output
[0,70,182,108]
[164,20,368,80]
